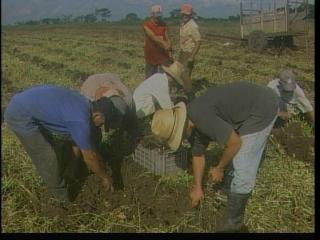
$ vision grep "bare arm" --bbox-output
[192,154,205,188]
[144,26,169,50]
[278,111,289,120]
[217,130,241,170]
[305,111,315,128]
[190,40,201,60]
[164,29,172,49]
[190,154,205,207]
[164,28,173,59]
[209,130,241,183]
[81,149,113,191]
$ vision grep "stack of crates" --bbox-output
[133,144,190,176]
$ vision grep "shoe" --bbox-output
[215,192,251,233]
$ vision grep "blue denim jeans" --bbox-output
[229,116,278,194]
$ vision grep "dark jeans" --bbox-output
[15,128,89,202]
[145,59,172,79]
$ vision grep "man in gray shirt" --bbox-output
[151,81,279,232]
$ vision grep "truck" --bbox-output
[240,0,309,50]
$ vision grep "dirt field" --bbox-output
[1,21,314,232]
[272,122,314,166]
[35,157,229,232]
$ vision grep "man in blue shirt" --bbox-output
[4,85,126,202]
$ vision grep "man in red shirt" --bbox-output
[143,5,173,79]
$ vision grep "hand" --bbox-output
[189,185,204,207]
[278,111,289,120]
[163,41,171,51]
[208,166,224,183]
[102,176,114,193]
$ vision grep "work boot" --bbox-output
[216,192,251,233]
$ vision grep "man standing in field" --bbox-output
[151,82,279,232]
[267,69,314,129]
[179,4,201,101]
[3,85,127,202]
[143,5,173,79]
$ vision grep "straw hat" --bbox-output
[151,102,187,151]
[161,61,185,87]
[102,88,121,98]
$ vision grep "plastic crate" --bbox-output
[133,144,190,176]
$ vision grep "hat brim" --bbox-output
[167,102,187,151]
[161,65,184,87]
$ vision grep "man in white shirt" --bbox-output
[133,61,185,119]
[267,69,314,129]
[179,4,201,100]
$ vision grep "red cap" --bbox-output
[181,4,193,15]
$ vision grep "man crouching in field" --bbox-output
[80,73,142,189]
[80,73,141,146]
[151,81,279,232]
[267,69,315,130]
[3,85,125,202]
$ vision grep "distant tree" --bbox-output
[84,14,97,23]
[50,18,62,24]
[41,18,52,24]
[62,15,72,23]
[95,8,111,22]
[25,20,40,25]
[73,15,85,23]
[228,15,240,21]
[125,13,139,21]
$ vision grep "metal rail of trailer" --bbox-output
[240,0,309,50]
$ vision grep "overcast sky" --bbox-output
[1,0,314,25]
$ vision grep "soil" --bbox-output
[271,122,314,165]
[39,156,226,232]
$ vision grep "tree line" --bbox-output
[15,4,314,26]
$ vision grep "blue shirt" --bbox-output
[5,85,93,150]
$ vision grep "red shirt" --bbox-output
[143,19,170,65]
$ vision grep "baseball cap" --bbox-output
[181,4,193,15]
[150,5,162,17]
[279,69,297,91]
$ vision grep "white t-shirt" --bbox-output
[133,73,173,118]
[180,19,201,53]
